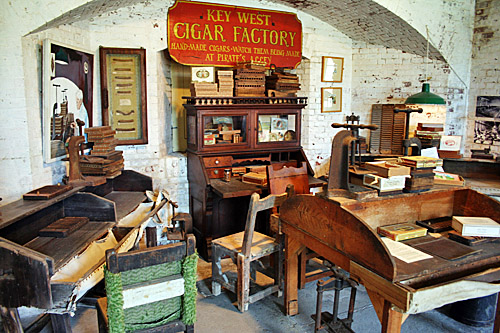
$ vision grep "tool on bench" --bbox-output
[321,115,378,199]
[394,108,423,156]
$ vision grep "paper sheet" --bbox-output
[382,237,433,263]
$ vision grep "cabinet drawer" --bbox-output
[206,168,226,179]
[204,156,232,168]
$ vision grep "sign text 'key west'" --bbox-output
[167,0,302,68]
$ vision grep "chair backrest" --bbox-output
[267,161,309,195]
[104,234,198,332]
[241,188,291,257]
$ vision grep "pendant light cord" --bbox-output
[425,26,429,82]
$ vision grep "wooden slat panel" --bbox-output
[0,237,53,308]
[106,242,187,274]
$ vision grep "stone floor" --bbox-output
[10,258,496,332]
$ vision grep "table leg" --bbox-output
[284,235,303,316]
[381,300,403,333]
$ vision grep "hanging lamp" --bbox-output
[55,48,69,65]
[405,82,445,105]
[405,27,446,105]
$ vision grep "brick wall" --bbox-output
[467,0,500,155]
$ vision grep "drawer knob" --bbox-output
[214,169,219,175]
[215,159,220,165]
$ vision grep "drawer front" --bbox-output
[203,156,232,168]
[206,168,226,179]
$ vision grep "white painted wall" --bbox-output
[0,0,484,207]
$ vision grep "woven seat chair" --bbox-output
[96,234,198,332]
[211,188,292,312]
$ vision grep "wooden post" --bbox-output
[284,235,302,316]
[381,300,403,333]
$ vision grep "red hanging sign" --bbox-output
[167,1,302,68]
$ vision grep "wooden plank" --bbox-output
[122,275,184,309]
[0,186,81,230]
[210,178,262,199]
[106,242,187,274]
[104,191,145,221]
[350,261,410,312]
[23,185,73,200]
[38,217,89,238]
[25,222,114,271]
[0,237,53,308]
[63,193,116,222]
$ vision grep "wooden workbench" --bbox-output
[279,187,500,332]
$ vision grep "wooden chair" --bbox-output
[267,162,333,289]
[211,189,291,312]
[96,234,198,332]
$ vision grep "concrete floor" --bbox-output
[12,258,496,332]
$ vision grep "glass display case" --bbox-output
[184,97,306,153]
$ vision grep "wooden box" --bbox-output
[242,172,267,186]
[365,161,410,178]
[363,174,408,191]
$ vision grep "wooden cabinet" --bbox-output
[184,97,323,260]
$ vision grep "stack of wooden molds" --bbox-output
[398,156,443,192]
[234,62,266,97]
[81,126,124,178]
[266,71,300,97]
[190,82,218,97]
[217,70,234,97]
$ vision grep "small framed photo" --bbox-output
[191,67,214,82]
[321,87,342,113]
[321,56,344,82]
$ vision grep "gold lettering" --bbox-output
[270,30,278,45]
[250,28,260,44]
[280,31,288,47]
[289,32,296,47]
[233,26,241,42]
[173,23,186,39]
[208,9,232,22]
[236,12,250,24]
[203,24,213,40]
[191,23,201,39]
[207,9,216,22]
[241,28,250,43]
[214,25,225,41]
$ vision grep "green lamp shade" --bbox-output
[55,48,69,65]
[405,83,445,105]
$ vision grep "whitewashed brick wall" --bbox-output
[467,0,500,155]
[0,0,487,206]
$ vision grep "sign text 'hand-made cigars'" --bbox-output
[167,0,302,68]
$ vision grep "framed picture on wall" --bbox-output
[42,39,94,162]
[321,87,342,113]
[321,56,343,82]
[99,47,148,145]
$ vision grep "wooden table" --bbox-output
[0,170,156,332]
[279,187,500,332]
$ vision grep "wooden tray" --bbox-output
[39,217,89,238]
[23,185,73,200]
